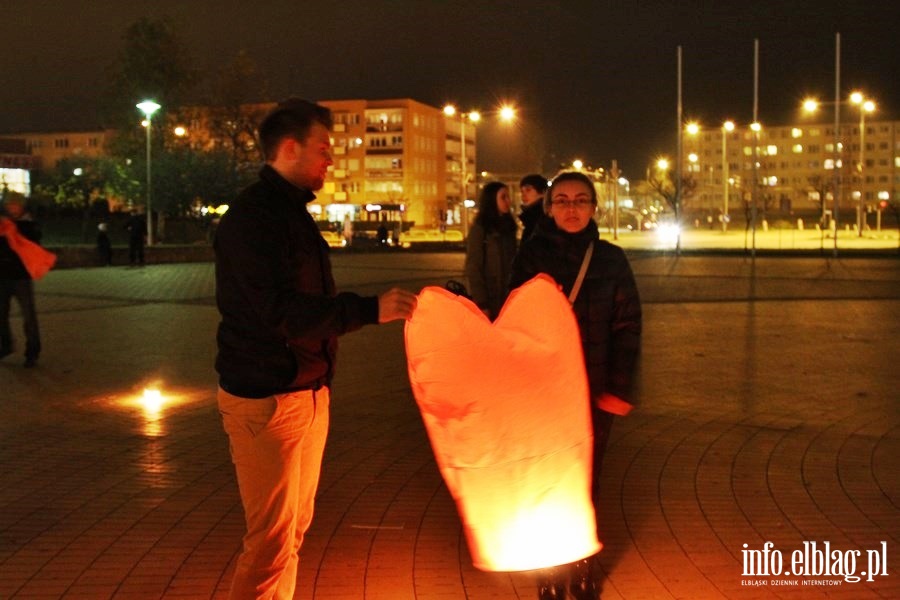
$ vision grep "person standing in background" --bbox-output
[0,193,44,368]
[125,210,145,266]
[96,222,113,266]
[464,181,517,319]
[518,173,548,241]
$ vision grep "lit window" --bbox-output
[792,144,803,153]
[767,145,778,155]
[791,128,802,138]
[824,159,835,170]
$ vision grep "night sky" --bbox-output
[3,0,898,179]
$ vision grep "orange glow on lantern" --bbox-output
[406,275,600,571]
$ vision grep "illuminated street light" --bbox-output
[499,105,516,122]
[804,92,877,237]
[572,159,584,170]
[656,158,670,171]
[136,100,161,246]
[443,103,518,238]
[685,121,700,136]
[722,120,735,231]
[850,91,876,236]
[173,126,187,137]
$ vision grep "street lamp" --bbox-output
[444,103,519,238]
[443,104,481,238]
[722,120,735,231]
[850,92,876,236]
[802,91,877,239]
[136,100,161,246]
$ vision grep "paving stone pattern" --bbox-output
[1,254,898,599]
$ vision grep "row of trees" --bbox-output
[31,17,270,239]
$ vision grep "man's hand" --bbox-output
[378,288,418,323]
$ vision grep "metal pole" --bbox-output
[460,117,468,239]
[146,117,153,246]
[857,107,865,236]
[676,45,683,253]
[833,32,841,256]
[611,160,619,240]
[722,126,729,231]
[751,39,759,257]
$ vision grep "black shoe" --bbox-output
[537,582,567,600]
[24,357,36,368]
[569,558,600,600]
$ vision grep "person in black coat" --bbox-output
[96,222,113,266]
[509,171,642,600]
[125,210,145,265]
[518,173,549,241]
[0,193,44,367]
[464,181,518,319]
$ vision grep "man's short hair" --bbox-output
[259,98,333,161]
[519,173,548,193]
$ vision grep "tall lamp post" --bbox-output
[136,100,161,246]
[722,120,735,231]
[443,105,480,238]
[850,92,876,236]
[802,91,876,239]
[443,104,516,239]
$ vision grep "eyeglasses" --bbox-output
[550,199,593,209]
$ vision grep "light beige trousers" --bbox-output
[218,386,330,600]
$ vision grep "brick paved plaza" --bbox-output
[1,252,898,599]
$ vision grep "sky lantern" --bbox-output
[405,275,600,571]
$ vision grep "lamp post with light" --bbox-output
[136,100,161,246]
[802,91,877,242]
[721,120,735,231]
[850,92,876,236]
[443,104,517,239]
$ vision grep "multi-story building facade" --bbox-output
[2,98,474,231]
[179,98,475,230]
[681,119,899,223]
[320,98,475,230]
[12,130,110,171]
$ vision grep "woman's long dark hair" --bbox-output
[473,181,516,233]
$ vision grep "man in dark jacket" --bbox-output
[214,98,417,599]
[0,193,43,368]
[518,173,548,241]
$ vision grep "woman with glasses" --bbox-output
[509,171,642,600]
[465,181,518,319]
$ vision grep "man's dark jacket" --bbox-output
[0,216,41,280]
[519,200,547,242]
[214,165,379,398]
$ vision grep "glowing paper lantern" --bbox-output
[405,274,600,571]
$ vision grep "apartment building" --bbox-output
[1,99,473,229]
[12,130,109,171]
[320,98,470,229]
[177,98,470,229]
[681,119,900,220]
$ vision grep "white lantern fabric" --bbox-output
[405,274,600,572]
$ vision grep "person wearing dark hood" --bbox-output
[509,171,642,600]
[518,173,548,241]
[214,98,417,599]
